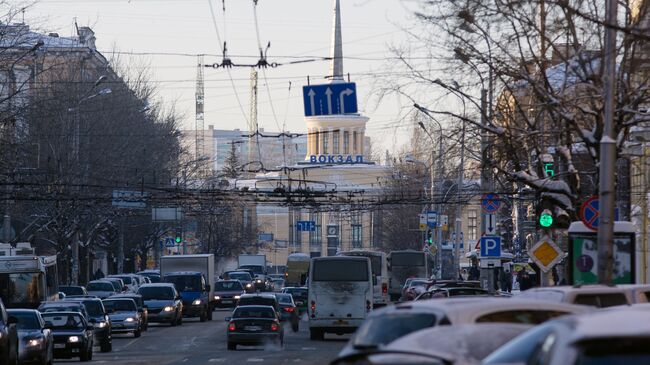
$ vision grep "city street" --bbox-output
[57,309,347,365]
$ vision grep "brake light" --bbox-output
[270,322,279,332]
[228,322,236,331]
[310,301,316,318]
[284,307,294,313]
[382,283,388,294]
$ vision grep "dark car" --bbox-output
[164,272,212,321]
[226,305,283,350]
[237,294,280,316]
[103,278,127,294]
[102,299,142,338]
[8,309,54,365]
[59,286,87,297]
[281,287,308,314]
[213,280,244,308]
[222,271,254,293]
[0,297,19,365]
[136,270,161,283]
[63,297,112,352]
[273,293,299,332]
[415,287,489,301]
[40,312,93,361]
[137,284,183,326]
[85,280,118,299]
[38,302,90,323]
[111,294,148,331]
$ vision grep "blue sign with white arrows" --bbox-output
[296,221,316,232]
[303,82,358,116]
[480,236,502,258]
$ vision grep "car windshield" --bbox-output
[409,280,429,287]
[215,281,242,291]
[234,307,275,319]
[352,313,437,349]
[228,273,251,281]
[106,281,122,291]
[284,289,308,299]
[239,297,275,307]
[87,282,114,291]
[391,253,425,266]
[113,276,132,285]
[60,286,85,296]
[574,338,650,365]
[139,273,161,283]
[165,276,202,292]
[476,310,571,324]
[138,286,175,300]
[40,304,82,314]
[79,301,104,316]
[10,312,40,330]
[41,313,84,330]
[103,300,136,312]
[239,265,264,274]
[275,294,292,304]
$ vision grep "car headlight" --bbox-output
[124,317,135,322]
[68,336,80,343]
[234,295,240,300]
[163,306,174,312]
[192,299,202,306]
[256,279,262,283]
[96,321,107,328]
[246,283,252,288]
[27,338,42,347]
[214,295,221,300]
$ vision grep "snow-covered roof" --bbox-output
[545,53,601,92]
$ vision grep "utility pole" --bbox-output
[454,119,466,279]
[597,0,618,284]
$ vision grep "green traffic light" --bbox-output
[175,236,182,243]
[539,213,553,228]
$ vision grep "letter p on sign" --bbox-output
[480,236,502,258]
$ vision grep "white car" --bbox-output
[516,285,633,307]
[483,307,650,365]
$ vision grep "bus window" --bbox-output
[312,260,369,281]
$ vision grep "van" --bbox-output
[307,256,373,340]
[338,250,389,307]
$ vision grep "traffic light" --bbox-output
[536,196,570,229]
[539,209,553,228]
[175,227,183,244]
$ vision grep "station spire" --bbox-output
[329,0,344,82]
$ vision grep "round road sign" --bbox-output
[481,193,501,213]
[580,196,599,231]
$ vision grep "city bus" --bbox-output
[285,253,310,287]
[307,256,372,340]
[0,254,59,308]
[387,250,432,301]
[337,250,389,307]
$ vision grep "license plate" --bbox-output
[54,344,66,349]
[71,349,79,353]
[244,326,262,331]
[222,300,232,304]
[334,320,349,325]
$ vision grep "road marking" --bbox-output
[121,337,141,350]
[209,359,226,363]
[247,358,264,362]
[182,359,189,363]
[301,347,316,351]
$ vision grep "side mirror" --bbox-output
[7,316,17,325]
[58,292,67,300]
[224,317,231,321]
[205,284,211,292]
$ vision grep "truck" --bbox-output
[238,254,267,290]
[387,250,433,301]
[160,254,215,321]
[0,253,59,309]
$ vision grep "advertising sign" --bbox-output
[570,235,633,285]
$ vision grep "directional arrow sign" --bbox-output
[339,88,354,113]
[325,87,333,114]
[308,89,316,116]
[485,214,496,235]
[302,82,358,116]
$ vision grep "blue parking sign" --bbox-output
[480,236,501,257]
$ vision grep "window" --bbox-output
[390,253,425,266]
[468,210,478,241]
[333,132,339,154]
[353,131,358,154]
[475,310,571,324]
[343,131,349,154]
[352,313,437,349]
[322,131,329,154]
[351,212,362,248]
[309,213,321,249]
[312,259,369,281]
[574,294,629,308]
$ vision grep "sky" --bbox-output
[24,0,420,157]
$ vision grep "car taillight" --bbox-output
[310,301,316,318]
[284,307,295,313]
[270,322,279,332]
[382,283,388,294]
[366,300,371,312]
[228,322,236,331]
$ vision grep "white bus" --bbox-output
[387,250,432,301]
[337,250,389,307]
[307,256,373,340]
[0,255,59,308]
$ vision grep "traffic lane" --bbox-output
[55,308,349,365]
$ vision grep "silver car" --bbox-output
[7,309,53,365]
[102,298,142,338]
[86,280,118,299]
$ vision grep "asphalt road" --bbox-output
[56,308,349,365]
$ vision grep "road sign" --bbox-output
[258,233,274,242]
[580,197,599,231]
[485,214,497,235]
[112,190,148,209]
[296,221,316,232]
[440,215,448,231]
[529,236,563,272]
[480,236,501,257]
[164,237,176,247]
[481,193,501,213]
[302,82,358,116]
[419,214,427,231]
[427,212,438,228]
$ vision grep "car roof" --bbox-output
[111,293,142,298]
[103,297,136,302]
[524,285,629,294]
[240,293,276,299]
[235,305,276,311]
[559,307,650,341]
[64,297,102,302]
[40,302,83,307]
[7,309,39,314]
[164,271,202,276]
[139,283,175,288]
[40,311,84,317]
[88,280,113,284]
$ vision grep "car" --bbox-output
[223,271,255,293]
[226,305,283,350]
[40,312,93,361]
[401,278,433,301]
[59,286,87,297]
[38,302,90,323]
[267,274,285,281]
[483,307,650,365]
[8,309,54,365]
[281,287,308,314]
[273,293,299,332]
[63,297,112,352]
[103,278,128,294]
[0,297,19,365]
[516,285,633,307]
[102,298,142,338]
[332,323,532,365]
[137,283,183,326]
[163,271,212,321]
[110,294,148,331]
[271,279,285,292]
[237,294,280,316]
[213,280,244,308]
[136,270,161,283]
[414,287,489,300]
[336,297,592,360]
[107,275,138,293]
[619,284,650,303]
[85,280,118,299]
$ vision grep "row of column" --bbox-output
[307,127,364,156]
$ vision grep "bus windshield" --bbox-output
[0,273,42,306]
[312,260,369,282]
[391,253,425,266]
